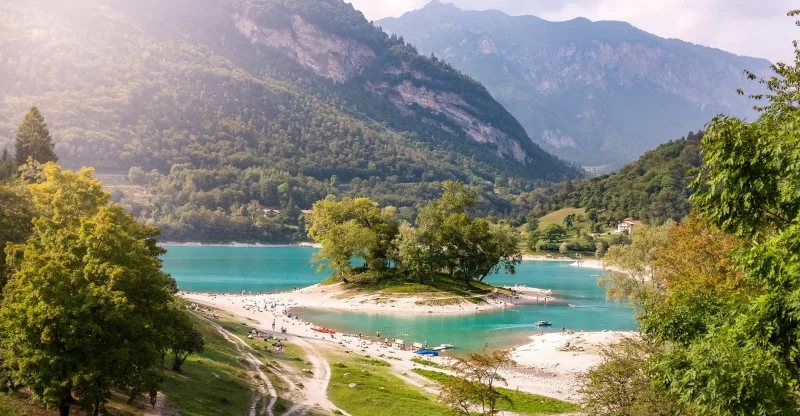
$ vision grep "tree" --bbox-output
[168,310,204,371]
[0,149,14,182]
[525,212,540,234]
[440,347,515,415]
[527,230,542,252]
[595,242,606,259]
[563,213,576,231]
[599,222,673,308]
[542,224,567,242]
[559,242,568,254]
[307,197,398,276]
[14,106,57,166]
[0,163,177,416]
[580,337,684,416]
[0,184,35,289]
[643,18,800,414]
[128,166,147,185]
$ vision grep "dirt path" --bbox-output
[142,392,167,416]
[198,315,278,416]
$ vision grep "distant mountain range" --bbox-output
[378,0,771,167]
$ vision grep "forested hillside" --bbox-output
[535,131,703,225]
[0,0,580,242]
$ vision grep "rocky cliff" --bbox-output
[235,0,565,169]
[378,1,771,166]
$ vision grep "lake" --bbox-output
[163,246,635,351]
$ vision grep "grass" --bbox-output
[412,369,580,415]
[411,357,450,370]
[327,354,451,416]
[159,314,254,416]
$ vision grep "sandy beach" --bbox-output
[182,290,633,403]
[182,282,557,315]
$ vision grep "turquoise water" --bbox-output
[163,246,636,351]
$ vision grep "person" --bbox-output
[561,325,565,334]
[272,320,276,330]
[376,330,381,338]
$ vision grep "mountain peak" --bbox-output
[422,0,459,12]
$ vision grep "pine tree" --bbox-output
[14,106,57,166]
[0,148,15,181]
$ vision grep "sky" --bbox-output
[349,0,798,64]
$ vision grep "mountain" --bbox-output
[377,1,770,166]
[0,0,578,184]
[541,131,703,226]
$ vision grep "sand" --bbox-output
[181,291,632,403]
[182,282,558,315]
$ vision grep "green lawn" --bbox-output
[327,354,451,416]
[159,314,254,416]
[412,369,580,415]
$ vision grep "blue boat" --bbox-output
[415,350,439,356]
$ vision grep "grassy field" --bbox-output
[159,314,254,416]
[327,353,450,416]
[537,208,589,231]
[412,369,580,415]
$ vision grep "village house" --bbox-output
[617,218,635,234]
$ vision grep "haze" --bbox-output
[352,0,797,64]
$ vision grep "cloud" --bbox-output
[348,0,797,63]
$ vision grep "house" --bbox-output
[300,209,313,215]
[262,208,281,217]
[617,218,635,234]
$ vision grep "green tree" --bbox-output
[0,149,14,182]
[168,310,205,371]
[0,163,177,416]
[642,17,800,414]
[563,213,576,231]
[542,224,567,242]
[307,197,398,276]
[14,106,57,166]
[599,222,673,308]
[580,337,684,416]
[595,242,606,259]
[440,347,515,415]
[0,184,35,290]
[525,213,540,234]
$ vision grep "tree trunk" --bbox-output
[59,386,73,416]
[59,400,70,416]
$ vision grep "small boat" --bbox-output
[535,320,552,326]
[415,350,439,356]
[568,304,577,308]
[312,327,336,334]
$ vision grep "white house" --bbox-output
[617,218,635,234]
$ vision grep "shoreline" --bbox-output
[181,282,558,316]
[182,292,633,402]
[160,241,322,248]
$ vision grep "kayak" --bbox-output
[312,327,336,334]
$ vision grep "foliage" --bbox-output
[308,182,521,286]
[13,107,57,167]
[307,197,398,274]
[168,309,205,371]
[542,224,567,242]
[640,23,800,415]
[0,184,35,289]
[438,348,515,415]
[600,222,673,308]
[0,150,14,182]
[580,337,685,416]
[0,164,178,415]
[0,0,580,244]
[540,132,702,226]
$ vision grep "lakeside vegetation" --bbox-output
[581,31,800,414]
[307,181,522,288]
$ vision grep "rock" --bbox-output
[349,383,357,389]
[343,373,350,377]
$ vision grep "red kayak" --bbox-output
[312,327,336,334]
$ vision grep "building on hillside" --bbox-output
[617,218,635,234]
[263,208,281,217]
